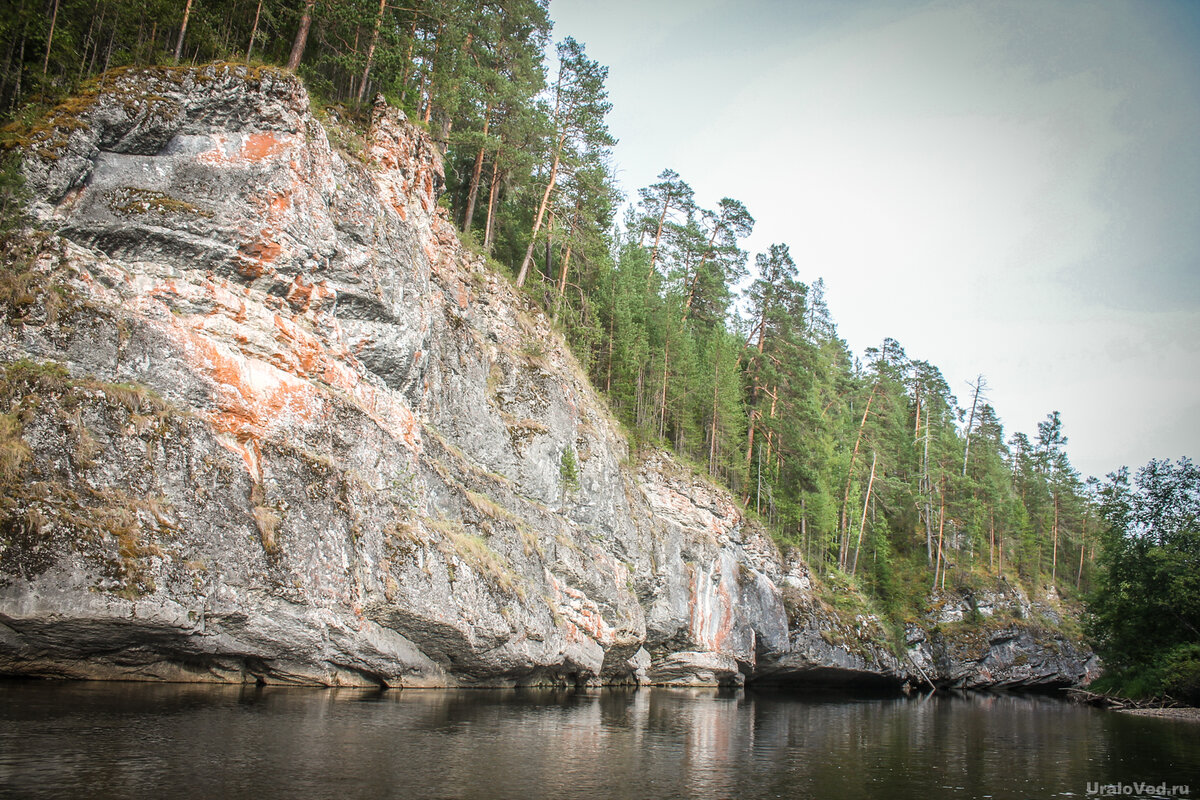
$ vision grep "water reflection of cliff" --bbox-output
[0,683,1196,799]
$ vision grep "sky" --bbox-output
[548,0,1200,481]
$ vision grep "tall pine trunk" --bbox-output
[604,265,617,394]
[1,7,28,107]
[1051,491,1059,583]
[356,0,387,103]
[399,12,418,103]
[516,139,563,287]
[764,385,778,464]
[962,375,985,477]
[657,337,670,440]
[246,0,263,60]
[708,353,722,475]
[648,201,669,272]
[483,162,501,249]
[682,223,722,318]
[11,28,27,109]
[989,508,996,572]
[86,7,103,74]
[923,404,933,562]
[462,107,492,233]
[743,306,769,470]
[77,0,99,80]
[850,451,877,577]
[552,242,573,319]
[839,387,875,569]
[102,20,116,70]
[552,200,582,320]
[42,0,60,74]
[174,0,193,63]
[419,21,444,124]
[1076,516,1087,590]
[933,477,947,590]
[287,0,315,71]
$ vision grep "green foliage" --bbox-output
[559,445,579,493]
[0,152,43,323]
[2,358,71,390]
[1162,643,1200,705]
[0,152,27,239]
[1085,458,1200,700]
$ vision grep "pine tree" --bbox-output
[515,36,612,288]
[631,169,695,275]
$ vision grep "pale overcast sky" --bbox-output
[549,0,1200,480]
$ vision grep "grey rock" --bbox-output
[909,586,1100,689]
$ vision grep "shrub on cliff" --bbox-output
[0,152,26,240]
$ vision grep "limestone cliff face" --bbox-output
[0,65,1093,689]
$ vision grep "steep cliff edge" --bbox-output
[0,65,1096,689]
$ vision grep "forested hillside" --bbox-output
[0,0,1107,628]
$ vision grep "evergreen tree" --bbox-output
[515,36,612,288]
[631,168,696,275]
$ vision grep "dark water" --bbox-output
[0,682,1197,799]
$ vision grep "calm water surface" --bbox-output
[0,681,1196,799]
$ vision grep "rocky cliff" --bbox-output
[0,65,1097,689]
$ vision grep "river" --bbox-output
[0,681,1196,799]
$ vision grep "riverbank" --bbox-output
[1117,707,1200,722]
